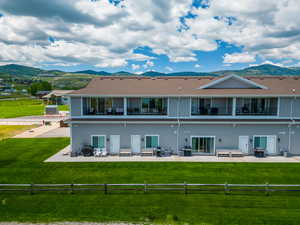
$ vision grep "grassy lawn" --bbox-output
[0,99,70,118]
[0,99,44,118]
[1,138,300,224]
[0,125,37,140]
[58,104,69,111]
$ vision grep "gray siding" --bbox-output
[71,123,300,155]
[279,97,300,117]
[168,97,190,117]
[70,97,82,117]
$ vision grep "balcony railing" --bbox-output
[85,108,124,116]
[236,106,277,116]
[191,107,232,116]
[127,107,167,115]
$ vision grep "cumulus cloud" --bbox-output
[223,52,256,64]
[0,0,300,68]
[131,64,140,70]
[195,64,201,68]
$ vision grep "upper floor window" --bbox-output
[127,98,167,115]
[191,98,233,116]
[236,98,278,116]
[83,97,124,115]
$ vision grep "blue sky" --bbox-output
[0,0,299,73]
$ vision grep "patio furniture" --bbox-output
[81,145,94,156]
[94,148,107,157]
[254,148,265,158]
[217,150,244,157]
[141,148,154,156]
[181,148,192,156]
[119,148,132,156]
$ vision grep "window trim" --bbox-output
[144,134,160,149]
[190,136,216,154]
[91,135,106,149]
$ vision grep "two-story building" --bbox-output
[68,75,300,156]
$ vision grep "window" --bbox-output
[191,98,232,116]
[191,136,215,153]
[145,135,159,149]
[83,97,124,115]
[127,98,167,115]
[254,136,267,150]
[91,135,106,149]
[236,98,278,115]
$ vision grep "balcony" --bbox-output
[236,98,278,116]
[127,98,167,116]
[191,98,233,116]
[82,97,124,116]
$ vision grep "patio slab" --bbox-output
[45,146,300,163]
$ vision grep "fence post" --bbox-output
[144,182,147,194]
[30,183,34,195]
[104,184,107,195]
[265,182,269,196]
[71,183,74,194]
[224,182,229,195]
[184,181,187,195]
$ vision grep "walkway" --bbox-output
[45,146,300,163]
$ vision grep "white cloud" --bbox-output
[223,52,256,64]
[0,0,300,68]
[249,60,284,67]
[165,66,173,72]
[143,60,154,69]
[195,64,201,68]
[131,64,140,70]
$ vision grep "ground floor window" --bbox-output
[145,135,159,149]
[253,136,267,149]
[191,136,215,153]
[91,135,106,149]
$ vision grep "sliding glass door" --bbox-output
[191,136,215,153]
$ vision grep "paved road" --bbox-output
[0,115,68,125]
[37,127,70,138]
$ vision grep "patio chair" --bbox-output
[94,148,107,157]
[119,148,132,156]
[141,148,154,156]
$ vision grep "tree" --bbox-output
[28,81,52,96]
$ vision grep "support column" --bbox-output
[232,97,236,116]
[124,97,127,116]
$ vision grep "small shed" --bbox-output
[45,105,58,115]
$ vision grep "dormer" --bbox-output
[198,74,268,89]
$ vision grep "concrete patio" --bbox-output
[45,145,300,163]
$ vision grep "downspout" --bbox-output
[288,89,296,153]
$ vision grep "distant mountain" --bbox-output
[168,71,216,76]
[74,70,111,75]
[2,63,300,78]
[214,64,300,76]
[0,64,44,76]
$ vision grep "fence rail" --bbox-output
[1,183,300,195]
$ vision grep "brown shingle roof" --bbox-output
[70,76,300,96]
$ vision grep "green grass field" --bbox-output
[0,125,37,140]
[1,138,300,224]
[0,99,69,118]
[0,99,44,118]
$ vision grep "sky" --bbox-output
[0,0,300,73]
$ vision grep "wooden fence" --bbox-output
[1,183,300,195]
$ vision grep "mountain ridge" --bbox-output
[1,63,300,77]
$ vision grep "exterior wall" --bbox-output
[70,97,82,117]
[71,123,300,155]
[168,97,190,117]
[279,97,300,118]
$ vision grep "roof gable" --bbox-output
[198,75,268,89]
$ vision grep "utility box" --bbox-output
[45,105,58,115]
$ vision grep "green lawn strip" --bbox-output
[0,125,37,140]
[1,138,300,224]
[58,105,69,111]
[0,99,44,118]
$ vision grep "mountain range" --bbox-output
[2,63,300,77]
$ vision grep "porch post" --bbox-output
[124,97,127,116]
[232,97,236,116]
